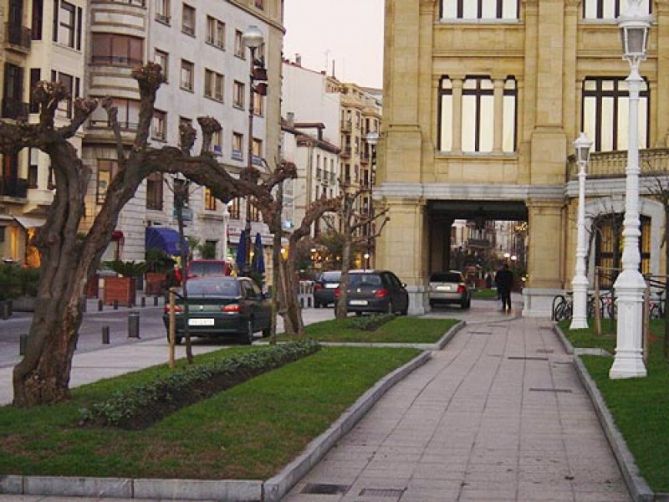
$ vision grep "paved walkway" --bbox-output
[286,316,629,502]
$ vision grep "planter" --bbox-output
[103,276,136,307]
[144,272,166,296]
[12,296,35,312]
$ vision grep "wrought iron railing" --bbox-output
[5,24,31,50]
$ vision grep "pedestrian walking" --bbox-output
[495,263,514,312]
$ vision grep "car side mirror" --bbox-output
[402,282,407,288]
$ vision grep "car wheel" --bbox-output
[166,333,183,345]
[242,319,254,345]
[355,311,363,317]
[315,301,321,309]
[262,325,271,338]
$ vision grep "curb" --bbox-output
[262,350,432,502]
[435,320,465,350]
[553,324,654,501]
[573,357,654,502]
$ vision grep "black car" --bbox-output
[313,270,341,308]
[337,270,409,315]
[163,276,271,344]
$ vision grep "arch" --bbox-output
[584,195,664,281]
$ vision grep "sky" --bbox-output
[283,0,385,89]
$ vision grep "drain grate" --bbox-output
[359,487,405,497]
[536,349,554,354]
[470,331,492,335]
[529,387,573,393]
[302,483,350,495]
[508,356,549,361]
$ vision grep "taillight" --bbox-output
[164,305,183,314]
[222,304,240,313]
[457,284,466,294]
[334,287,341,299]
[375,288,389,299]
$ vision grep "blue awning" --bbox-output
[145,227,188,256]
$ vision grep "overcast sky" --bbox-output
[283,0,385,89]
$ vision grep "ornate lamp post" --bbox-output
[365,131,379,269]
[222,202,230,263]
[570,132,592,330]
[610,0,651,379]
[241,25,267,276]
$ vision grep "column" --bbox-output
[493,78,505,153]
[451,77,463,154]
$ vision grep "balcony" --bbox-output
[91,56,144,67]
[341,119,352,133]
[340,147,352,159]
[1,99,29,120]
[89,119,139,131]
[0,178,28,199]
[567,148,669,181]
[5,24,31,51]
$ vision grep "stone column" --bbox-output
[451,77,463,154]
[493,78,505,153]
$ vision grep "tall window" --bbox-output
[211,128,222,155]
[232,132,243,160]
[204,187,216,210]
[32,0,43,40]
[180,59,194,91]
[96,159,118,204]
[253,89,263,116]
[462,77,494,153]
[206,16,225,48]
[233,81,245,108]
[582,77,649,152]
[181,3,195,36]
[252,138,263,164]
[439,77,453,151]
[229,198,240,219]
[204,69,223,101]
[154,49,168,81]
[91,34,143,66]
[146,172,163,210]
[53,0,81,49]
[234,30,244,58]
[51,70,75,118]
[583,0,650,19]
[155,0,170,24]
[152,110,166,141]
[595,214,650,288]
[503,78,517,153]
[441,0,519,19]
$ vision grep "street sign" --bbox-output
[173,207,193,222]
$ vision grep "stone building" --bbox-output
[379,0,667,315]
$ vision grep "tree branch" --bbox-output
[132,63,165,150]
[101,97,126,164]
[33,81,68,130]
[179,122,197,154]
[197,116,221,156]
[57,97,98,139]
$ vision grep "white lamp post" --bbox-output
[610,0,651,379]
[222,202,230,263]
[570,132,592,330]
[365,131,379,268]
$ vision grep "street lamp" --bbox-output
[222,202,230,264]
[610,0,651,379]
[365,131,379,269]
[241,25,267,276]
[570,132,592,330]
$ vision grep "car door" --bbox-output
[239,280,255,329]
[250,280,270,329]
[390,272,409,312]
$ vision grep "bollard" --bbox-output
[128,311,140,338]
[153,295,159,306]
[0,301,10,320]
[81,297,87,313]
[6,300,12,317]
[113,300,119,310]
[102,326,110,344]
[98,299,103,312]
[141,296,146,307]
[19,334,27,356]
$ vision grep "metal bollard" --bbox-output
[0,301,10,320]
[128,311,140,338]
[141,296,146,307]
[102,326,110,344]
[6,300,12,317]
[113,300,119,310]
[98,299,103,311]
[81,298,87,313]
[153,296,159,306]
[19,334,27,355]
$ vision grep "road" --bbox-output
[0,299,335,369]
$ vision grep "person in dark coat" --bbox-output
[495,263,514,312]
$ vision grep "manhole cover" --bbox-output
[529,387,573,393]
[508,356,549,361]
[302,483,350,495]
[359,487,406,497]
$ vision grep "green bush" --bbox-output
[348,313,396,331]
[103,260,147,278]
[0,264,40,301]
[145,249,176,273]
[80,340,321,429]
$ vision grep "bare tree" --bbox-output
[0,64,294,406]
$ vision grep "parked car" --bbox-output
[428,271,471,309]
[313,270,341,308]
[187,259,231,279]
[336,270,409,315]
[162,276,271,344]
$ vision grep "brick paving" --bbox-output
[286,316,630,502]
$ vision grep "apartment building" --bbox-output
[379,0,668,315]
[0,0,86,265]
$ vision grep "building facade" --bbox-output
[379,0,668,315]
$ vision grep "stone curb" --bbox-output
[262,350,433,502]
[553,324,654,501]
[435,320,466,350]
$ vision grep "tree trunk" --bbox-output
[665,208,669,359]
[336,236,353,319]
[270,185,284,344]
[281,246,305,336]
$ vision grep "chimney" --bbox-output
[295,54,302,66]
[286,112,295,128]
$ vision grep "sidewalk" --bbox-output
[286,315,630,501]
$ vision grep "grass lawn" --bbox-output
[277,316,459,344]
[565,321,669,492]
[0,346,420,480]
[472,288,498,300]
[558,319,617,353]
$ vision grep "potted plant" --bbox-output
[0,264,40,312]
[144,249,175,295]
[103,260,146,306]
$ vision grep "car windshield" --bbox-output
[187,279,239,297]
[349,273,382,287]
[430,272,462,283]
[321,271,341,282]
[189,261,227,276]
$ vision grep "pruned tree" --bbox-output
[331,183,389,319]
[278,196,341,336]
[1,64,295,407]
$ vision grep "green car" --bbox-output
[163,276,271,344]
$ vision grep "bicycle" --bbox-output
[551,293,601,322]
[649,289,666,320]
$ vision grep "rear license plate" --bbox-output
[189,318,215,326]
[436,286,451,291]
[349,300,368,306]
[325,284,338,289]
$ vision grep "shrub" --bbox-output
[103,260,147,278]
[0,264,40,300]
[79,340,320,429]
[348,313,396,331]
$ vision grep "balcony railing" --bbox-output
[567,148,669,181]
[89,119,139,131]
[93,0,145,7]
[0,178,28,198]
[1,99,29,120]
[341,119,352,132]
[5,24,31,50]
[341,147,352,158]
[91,55,144,67]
